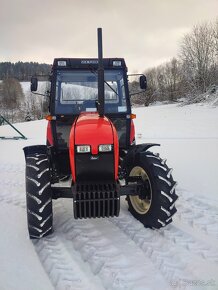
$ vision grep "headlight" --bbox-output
[76,145,91,153]
[99,144,112,152]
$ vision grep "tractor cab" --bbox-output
[52,59,129,116]
[49,58,133,151]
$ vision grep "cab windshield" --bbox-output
[55,69,127,114]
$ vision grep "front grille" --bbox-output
[73,182,120,219]
[75,152,114,181]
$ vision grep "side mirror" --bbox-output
[31,77,38,92]
[139,75,147,90]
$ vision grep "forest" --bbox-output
[0,62,50,81]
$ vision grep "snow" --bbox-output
[133,103,218,203]
[21,81,49,95]
[0,103,218,290]
[0,205,53,290]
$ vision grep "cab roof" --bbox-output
[52,58,127,71]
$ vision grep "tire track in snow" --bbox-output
[176,189,218,240]
[160,190,218,264]
[0,170,106,290]
[0,163,24,173]
[0,179,25,208]
[109,210,218,290]
[53,200,169,290]
[0,184,25,208]
[0,193,25,208]
[0,163,25,208]
[163,223,218,264]
[1,162,218,289]
[33,235,101,290]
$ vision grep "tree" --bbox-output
[143,67,158,105]
[211,18,218,85]
[164,58,182,101]
[1,78,24,110]
[180,22,215,94]
[213,18,218,58]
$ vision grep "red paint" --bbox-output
[74,113,114,155]
[130,120,135,144]
[46,121,53,146]
[69,112,119,182]
[69,118,77,182]
[111,122,119,180]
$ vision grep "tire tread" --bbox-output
[126,151,178,229]
[25,153,53,239]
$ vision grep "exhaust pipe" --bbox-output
[97,28,105,117]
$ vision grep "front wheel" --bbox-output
[25,152,53,238]
[126,151,178,229]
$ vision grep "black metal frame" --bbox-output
[0,115,27,140]
[49,61,130,115]
[51,178,144,200]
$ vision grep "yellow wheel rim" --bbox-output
[129,166,152,214]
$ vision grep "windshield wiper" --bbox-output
[89,66,119,98]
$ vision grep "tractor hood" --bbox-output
[69,112,119,182]
[73,112,114,155]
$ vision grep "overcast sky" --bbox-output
[0,0,217,72]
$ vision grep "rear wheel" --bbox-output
[126,151,178,229]
[25,153,53,238]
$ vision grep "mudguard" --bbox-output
[122,143,160,170]
[23,145,47,158]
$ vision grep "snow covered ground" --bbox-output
[0,103,218,290]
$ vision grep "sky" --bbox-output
[0,0,217,73]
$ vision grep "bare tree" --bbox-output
[180,22,215,94]
[142,59,182,105]
[138,19,218,105]
[164,58,182,101]
[211,18,218,86]
[156,66,166,101]
[213,18,218,58]
[143,67,158,105]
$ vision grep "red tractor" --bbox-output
[24,28,178,239]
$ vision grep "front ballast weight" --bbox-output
[73,182,120,219]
